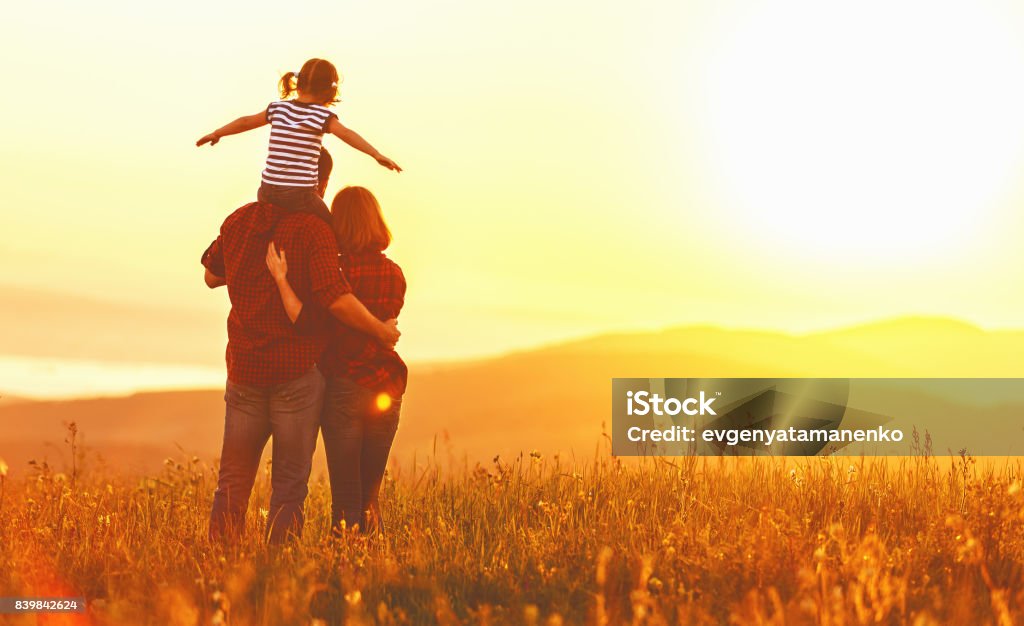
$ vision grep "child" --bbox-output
[196,58,401,222]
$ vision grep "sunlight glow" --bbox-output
[5,0,1024,395]
[697,0,1024,259]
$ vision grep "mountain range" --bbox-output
[1,316,1022,475]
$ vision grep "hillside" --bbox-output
[0,394,33,406]
[2,316,1023,475]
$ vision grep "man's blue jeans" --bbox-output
[209,365,324,544]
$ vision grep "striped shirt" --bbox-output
[261,100,337,188]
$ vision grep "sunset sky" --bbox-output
[4,0,1024,396]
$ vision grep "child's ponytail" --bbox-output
[278,59,340,105]
[279,71,298,99]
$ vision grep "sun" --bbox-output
[693,0,1024,262]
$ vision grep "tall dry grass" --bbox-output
[0,434,1022,625]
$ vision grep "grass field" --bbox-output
[1,434,1022,625]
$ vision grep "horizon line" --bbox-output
[3,313,1022,402]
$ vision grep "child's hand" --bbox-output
[265,242,288,282]
[196,133,220,147]
[375,154,402,172]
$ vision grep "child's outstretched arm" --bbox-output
[196,111,268,147]
[327,117,402,171]
[265,242,304,322]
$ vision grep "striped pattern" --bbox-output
[261,100,336,188]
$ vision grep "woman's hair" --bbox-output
[331,186,392,253]
[279,58,340,105]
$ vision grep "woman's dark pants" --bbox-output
[321,377,401,533]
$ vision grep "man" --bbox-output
[202,153,398,544]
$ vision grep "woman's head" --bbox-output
[279,58,340,105]
[331,186,392,253]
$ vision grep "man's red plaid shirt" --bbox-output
[202,202,351,387]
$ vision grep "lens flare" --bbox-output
[375,393,392,412]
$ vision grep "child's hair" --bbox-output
[331,186,392,253]
[279,58,340,105]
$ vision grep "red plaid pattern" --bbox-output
[296,250,407,396]
[202,202,350,387]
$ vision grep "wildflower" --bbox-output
[259,507,269,520]
[1009,481,1021,496]
[211,591,230,626]
[789,468,803,487]
[344,590,362,606]
[0,458,7,477]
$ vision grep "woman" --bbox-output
[265,186,407,534]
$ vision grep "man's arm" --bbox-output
[197,111,268,147]
[326,117,402,171]
[328,295,400,348]
[303,224,400,347]
[201,238,226,289]
[205,268,226,289]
